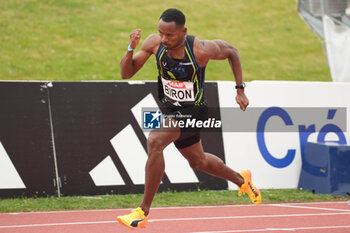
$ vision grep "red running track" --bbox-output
[0,202,350,233]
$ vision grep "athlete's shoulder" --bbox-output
[145,33,161,42]
[192,36,210,67]
[141,34,161,54]
[194,37,219,53]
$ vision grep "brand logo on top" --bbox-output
[167,81,186,89]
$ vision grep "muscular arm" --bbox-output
[195,39,243,85]
[194,38,249,110]
[120,32,160,79]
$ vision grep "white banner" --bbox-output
[218,81,350,189]
[323,15,350,82]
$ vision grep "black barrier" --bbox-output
[50,82,226,196]
[0,81,226,198]
[0,82,58,198]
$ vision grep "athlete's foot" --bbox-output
[238,169,262,205]
[117,207,149,229]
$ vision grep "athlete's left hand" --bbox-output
[235,90,249,111]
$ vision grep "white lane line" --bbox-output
[0,221,116,229]
[189,225,350,233]
[2,201,348,215]
[2,204,255,215]
[276,203,350,212]
[1,212,350,229]
[148,212,350,222]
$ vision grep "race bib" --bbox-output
[161,77,194,102]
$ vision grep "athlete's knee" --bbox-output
[188,153,224,171]
[189,160,203,170]
[147,135,165,153]
[188,155,206,170]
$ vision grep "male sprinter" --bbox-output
[117,8,261,229]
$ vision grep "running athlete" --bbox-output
[117,8,261,229]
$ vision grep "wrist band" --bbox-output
[128,45,134,51]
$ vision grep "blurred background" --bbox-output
[0,0,338,82]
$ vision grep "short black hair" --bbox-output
[159,8,186,26]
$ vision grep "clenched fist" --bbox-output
[235,91,249,111]
[129,29,142,50]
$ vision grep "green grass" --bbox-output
[0,0,331,81]
[0,189,348,213]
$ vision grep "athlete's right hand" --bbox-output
[129,29,141,50]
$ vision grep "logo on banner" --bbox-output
[0,142,26,189]
[256,107,347,169]
[143,110,161,129]
[90,94,201,186]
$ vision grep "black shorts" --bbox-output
[160,103,208,149]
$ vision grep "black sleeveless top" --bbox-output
[156,35,206,107]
